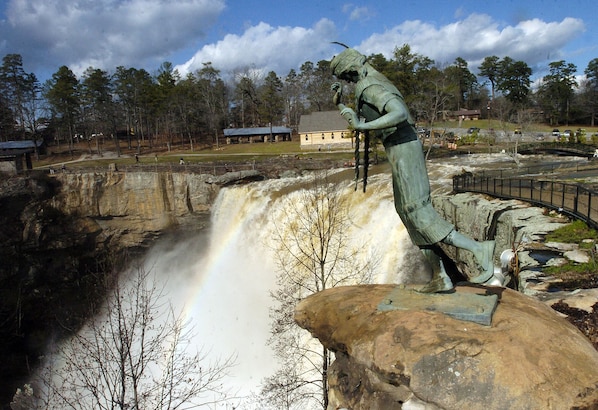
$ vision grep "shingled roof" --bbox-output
[299,111,349,134]
[0,140,43,150]
[223,126,292,137]
[0,140,44,156]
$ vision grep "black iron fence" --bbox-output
[47,162,258,175]
[453,172,598,229]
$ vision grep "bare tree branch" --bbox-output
[19,262,235,409]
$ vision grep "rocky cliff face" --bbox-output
[0,173,102,405]
[50,170,223,246]
[45,169,264,246]
[432,192,568,285]
[0,169,258,406]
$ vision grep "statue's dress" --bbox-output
[356,71,454,246]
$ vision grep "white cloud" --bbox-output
[357,14,585,73]
[348,6,374,21]
[175,18,338,79]
[0,2,588,85]
[0,0,225,75]
[340,3,375,22]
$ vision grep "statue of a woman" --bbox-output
[331,47,504,292]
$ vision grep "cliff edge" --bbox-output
[295,284,598,409]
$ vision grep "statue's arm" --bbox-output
[332,82,361,127]
[357,96,409,131]
[332,82,410,131]
[332,82,343,107]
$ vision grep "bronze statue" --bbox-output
[330,47,503,292]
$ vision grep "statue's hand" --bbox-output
[331,82,342,105]
[340,107,361,130]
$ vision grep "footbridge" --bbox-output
[453,160,598,230]
[517,142,596,159]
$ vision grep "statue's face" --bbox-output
[336,68,358,83]
[349,71,361,83]
[332,59,360,82]
[331,48,365,82]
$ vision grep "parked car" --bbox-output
[467,127,480,134]
[552,129,560,137]
[416,127,430,138]
[563,129,572,138]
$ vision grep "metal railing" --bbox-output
[453,173,598,229]
[40,157,348,177]
[45,162,258,175]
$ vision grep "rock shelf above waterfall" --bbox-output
[294,284,598,409]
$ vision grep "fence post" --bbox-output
[518,178,522,198]
[589,191,593,226]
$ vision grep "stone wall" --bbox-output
[433,192,570,287]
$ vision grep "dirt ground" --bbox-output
[552,301,598,349]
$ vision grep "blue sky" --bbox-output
[0,0,596,84]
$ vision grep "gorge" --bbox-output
[1,153,594,408]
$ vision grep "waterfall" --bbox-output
[32,153,575,407]
[176,171,427,397]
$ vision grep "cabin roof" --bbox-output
[299,111,348,133]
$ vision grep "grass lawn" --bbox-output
[33,120,598,170]
[543,221,598,291]
[34,138,360,169]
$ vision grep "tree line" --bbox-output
[1,44,598,149]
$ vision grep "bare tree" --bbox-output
[260,172,376,409]
[18,263,235,410]
[484,96,522,165]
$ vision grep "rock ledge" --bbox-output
[295,284,598,409]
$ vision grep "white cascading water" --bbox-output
[175,170,424,400]
[36,153,582,408]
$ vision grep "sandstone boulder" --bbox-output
[294,284,598,409]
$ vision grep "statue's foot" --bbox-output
[418,274,454,293]
[418,259,454,294]
[469,240,496,284]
